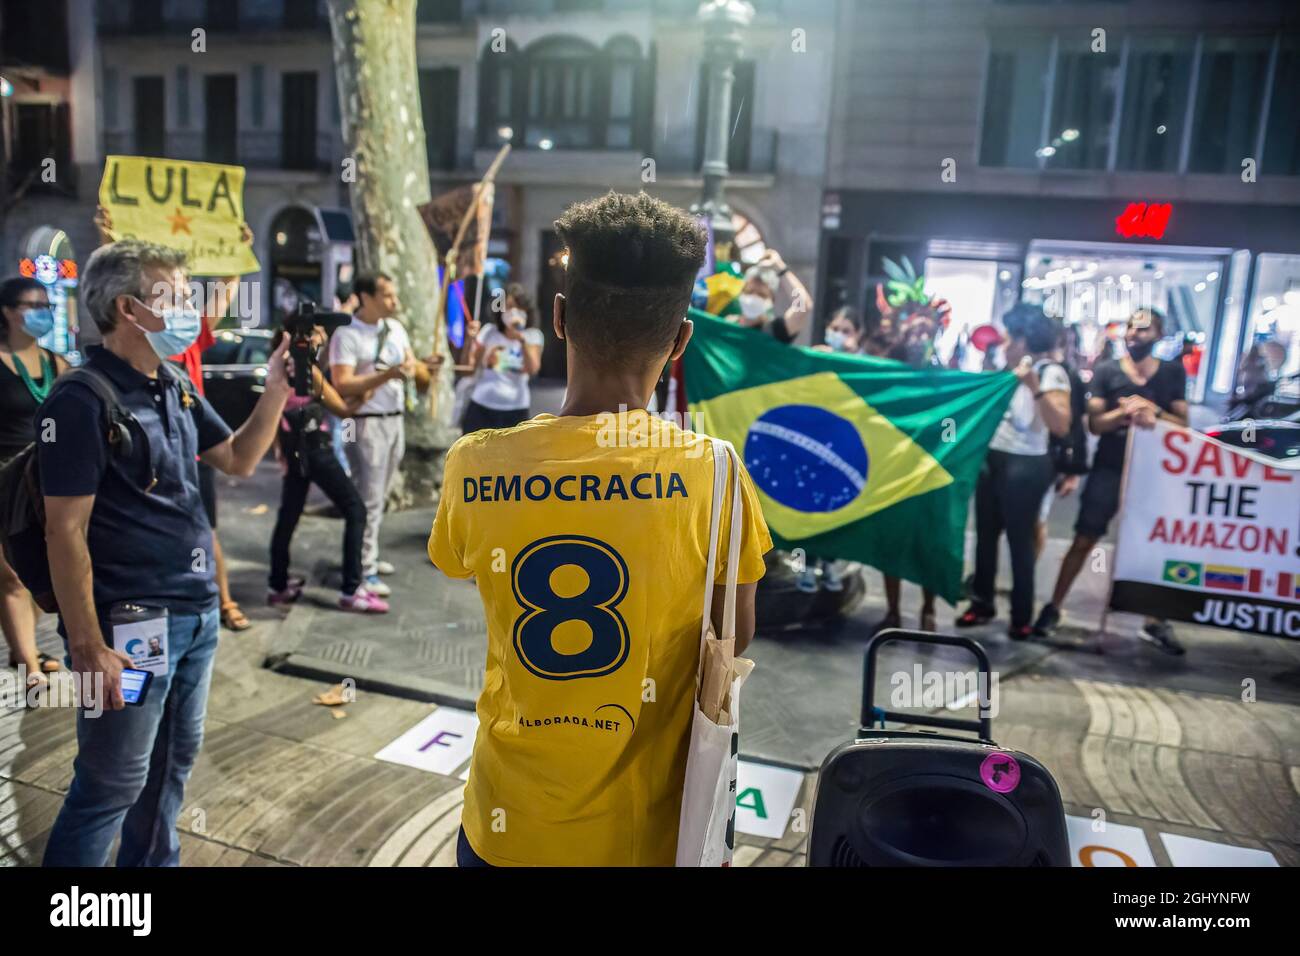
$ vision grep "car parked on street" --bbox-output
[202,328,275,429]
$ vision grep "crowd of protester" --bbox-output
[737,258,1191,653]
[0,191,1199,868]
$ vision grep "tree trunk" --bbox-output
[326,0,456,507]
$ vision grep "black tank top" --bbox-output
[0,351,52,460]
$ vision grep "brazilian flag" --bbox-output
[684,310,1017,604]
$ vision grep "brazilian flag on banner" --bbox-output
[683,309,1018,604]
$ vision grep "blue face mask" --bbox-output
[21,307,55,340]
[824,329,849,352]
[134,298,203,359]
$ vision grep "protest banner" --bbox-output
[1110,420,1300,639]
[98,155,260,276]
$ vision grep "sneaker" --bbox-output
[267,586,301,607]
[795,567,819,594]
[339,587,389,614]
[1138,620,1185,656]
[1032,602,1060,637]
[955,603,996,628]
[375,560,396,575]
[1007,624,1034,641]
[363,574,392,597]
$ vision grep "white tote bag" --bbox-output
[676,438,754,867]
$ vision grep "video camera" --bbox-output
[281,302,352,397]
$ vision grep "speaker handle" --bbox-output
[861,628,994,742]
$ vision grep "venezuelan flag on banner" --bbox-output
[683,309,1017,604]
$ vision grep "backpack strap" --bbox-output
[158,360,200,411]
[52,367,131,434]
[43,368,151,480]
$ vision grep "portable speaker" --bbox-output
[807,629,1070,867]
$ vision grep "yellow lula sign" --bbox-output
[98,155,260,276]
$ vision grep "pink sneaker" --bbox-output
[339,587,389,613]
[267,586,301,606]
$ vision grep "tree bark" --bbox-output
[326,0,456,506]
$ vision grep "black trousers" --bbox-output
[971,449,1055,628]
[461,399,530,434]
[456,826,493,867]
[269,444,366,595]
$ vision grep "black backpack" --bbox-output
[0,367,143,613]
[1045,361,1090,476]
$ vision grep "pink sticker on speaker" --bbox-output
[980,752,1021,793]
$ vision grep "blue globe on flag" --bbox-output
[743,404,869,513]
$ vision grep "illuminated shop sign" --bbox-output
[1115,202,1173,240]
[17,256,79,354]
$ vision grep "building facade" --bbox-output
[819,0,1300,410]
[4,0,837,354]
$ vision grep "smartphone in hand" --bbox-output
[120,668,154,706]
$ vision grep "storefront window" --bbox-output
[1241,254,1300,406]
[1188,36,1271,174]
[979,36,1052,168]
[1043,39,1122,170]
[1116,37,1194,172]
[1021,241,1226,400]
[1263,37,1300,176]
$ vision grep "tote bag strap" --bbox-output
[698,438,744,658]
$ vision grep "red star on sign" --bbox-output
[168,208,194,235]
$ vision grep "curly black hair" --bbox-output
[554,191,706,368]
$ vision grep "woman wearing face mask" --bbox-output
[462,283,545,434]
[0,277,70,688]
[812,306,863,354]
[734,249,814,344]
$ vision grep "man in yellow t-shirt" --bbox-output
[428,192,772,866]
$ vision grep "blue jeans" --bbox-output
[42,606,220,867]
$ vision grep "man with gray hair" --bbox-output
[39,239,292,866]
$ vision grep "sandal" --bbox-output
[221,601,252,632]
[920,610,937,633]
[7,652,61,673]
[870,612,902,637]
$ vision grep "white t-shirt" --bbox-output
[328,316,411,415]
[470,324,544,411]
[990,361,1071,456]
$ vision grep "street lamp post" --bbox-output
[691,0,754,265]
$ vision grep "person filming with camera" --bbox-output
[38,239,293,867]
[267,320,385,613]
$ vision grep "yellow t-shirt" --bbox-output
[427,410,772,866]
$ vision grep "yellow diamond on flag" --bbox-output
[693,372,954,540]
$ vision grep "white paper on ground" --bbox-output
[1065,815,1157,867]
[1160,832,1279,867]
[375,707,479,775]
[734,759,804,840]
